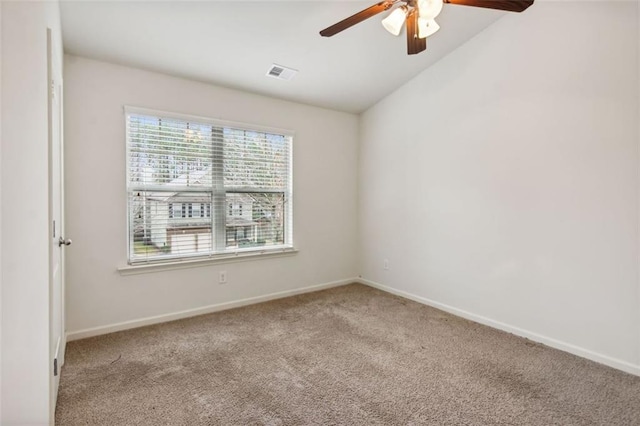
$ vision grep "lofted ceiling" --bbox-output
[60,1,506,113]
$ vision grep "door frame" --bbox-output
[47,26,65,421]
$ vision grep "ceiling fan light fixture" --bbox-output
[418,17,440,39]
[319,0,535,56]
[381,6,407,36]
[418,0,443,20]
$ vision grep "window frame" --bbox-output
[124,106,294,266]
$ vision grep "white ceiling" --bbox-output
[60,1,506,113]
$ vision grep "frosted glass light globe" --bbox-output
[418,0,444,20]
[418,17,440,39]
[382,7,408,36]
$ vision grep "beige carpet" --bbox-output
[56,284,640,425]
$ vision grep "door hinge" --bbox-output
[53,357,58,376]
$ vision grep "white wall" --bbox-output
[1,1,63,424]
[359,1,640,373]
[64,55,359,335]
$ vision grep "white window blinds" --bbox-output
[126,107,293,264]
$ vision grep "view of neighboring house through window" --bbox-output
[126,107,293,264]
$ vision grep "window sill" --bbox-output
[117,247,298,276]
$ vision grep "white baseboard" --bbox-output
[358,278,640,377]
[66,278,356,341]
[66,276,640,377]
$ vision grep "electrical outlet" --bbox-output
[383,259,389,270]
[219,271,227,284]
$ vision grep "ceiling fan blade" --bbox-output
[443,0,534,13]
[406,9,426,55]
[320,1,396,37]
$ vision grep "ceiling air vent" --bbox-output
[266,64,298,81]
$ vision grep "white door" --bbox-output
[48,28,67,420]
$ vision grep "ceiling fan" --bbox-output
[320,0,534,55]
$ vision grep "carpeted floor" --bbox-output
[56,284,640,425]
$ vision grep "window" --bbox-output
[170,203,181,218]
[126,107,293,264]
